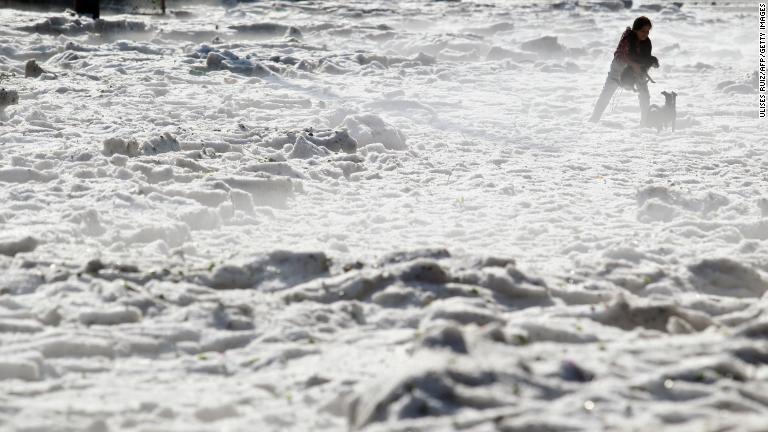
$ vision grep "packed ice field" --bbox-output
[0,0,765,430]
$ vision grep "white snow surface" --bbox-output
[0,0,766,431]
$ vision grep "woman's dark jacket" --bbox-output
[614,27,657,68]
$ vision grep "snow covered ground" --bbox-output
[0,0,766,430]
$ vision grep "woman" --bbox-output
[589,16,659,125]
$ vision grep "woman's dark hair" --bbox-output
[632,16,652,31]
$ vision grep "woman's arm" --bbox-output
[614,29,632,64]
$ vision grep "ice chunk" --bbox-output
[79,307,143,326]
[288,134,331,159]
[208,250,330,290]
[102,136,141,157]
[0,87,19,109]
[102,133,180,157]
[520,36,565,56]
[688,258,768,298]
[342,113,407,150]
[0,359,40,381]
[140,133,181,155]
[0,236,38,257]
[24,59,45,78]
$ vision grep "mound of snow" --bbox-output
[0,236,37,256]
[19,16,150,36]
[102,133,180,157]
[520,36,565,56]
[342,113,407,150]
[306,129,357,153]
[79,307,143,326]
[229,23,302,40]
[347,353,527,429]
[463,22,514,36]
[102,137,141,157]
[717,71,759,94]
[0,167,57,183]
[141,133,181,156]
[209,175,294,208]
[263,128,357,155]
[288,134,331,159]
[204,51,275,77]
[688,258,768,298]
[0,88,19,109]
[208,250,330,290]
[24,60,45,78]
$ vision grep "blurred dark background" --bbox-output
[0,0,756,16]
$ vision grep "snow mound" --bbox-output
[19,16,150,36]
[229,23,302,40]
[0,359,40,381]
[103,137,141,157]
[204,51,276,77]
[591,294,713,332]
[206,251,330,289]
[263,128,358,154]
[0,87,19,108]
[636,185,730,222]
[0,168,57,183]
[688,258,768,298]
[24,60,45,78]
[306,129,357,153]
[463,22,515,36]
[102,133,180,157]
[282,251,551,308]
[141,133,181,156]
[342,113,407,151]
[288,134,332,159]
[209,175,294,208]
[79,307,143,326]
[486,46,537,61]
[0,236,38,257]
[243,162,306,179]
[520,36,565,56]
[347,354,532,429]
[354,52,436,67]
[717,71,759,95]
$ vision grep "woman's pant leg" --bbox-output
[590,77,619,122]
[637,79,650,125]
[590,59,624,122]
